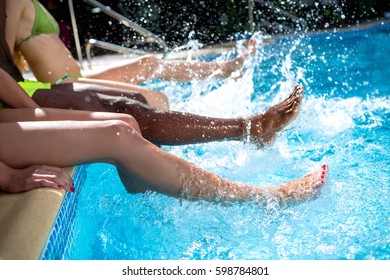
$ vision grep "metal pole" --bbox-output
[68,0,84,69]
[248,0,254,33]
[85,0,169,52]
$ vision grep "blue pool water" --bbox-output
[60,23,389,260]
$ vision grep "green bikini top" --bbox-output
[18,0,60,46]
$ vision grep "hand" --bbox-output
[2,165,74,193]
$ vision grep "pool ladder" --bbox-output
[68,0,170,69]
[68,0,309,69]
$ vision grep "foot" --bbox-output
[222,37,257,78]
[245,84,304,147]
[271,164,328,205]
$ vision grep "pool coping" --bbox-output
[0,167,75,260]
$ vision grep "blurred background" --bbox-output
[41,0,390,56]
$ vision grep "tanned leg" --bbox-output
[33,84,303,147]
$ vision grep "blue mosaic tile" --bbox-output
[41,165,87,260]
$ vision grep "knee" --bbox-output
[158,91,170,108]
[107,119,143,142]
[116,114,141,134]
[151,90,170,111]
[138,56,159,68]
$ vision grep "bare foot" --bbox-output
[222,37,257,77]
[270,164,328,206]
[244,84,304,147]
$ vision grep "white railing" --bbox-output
[68,0,169,69]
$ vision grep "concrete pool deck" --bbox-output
[0,167,75,259]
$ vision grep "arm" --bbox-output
[0,160,73,193]
[0,68,39,108]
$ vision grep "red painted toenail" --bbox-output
[322,164,327,170]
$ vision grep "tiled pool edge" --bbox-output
[41,165,86,260]
[0,167,76,260]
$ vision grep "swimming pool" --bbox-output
[45,22,389,260]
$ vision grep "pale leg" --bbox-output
[87,38,257,84]
[0,116,327,205]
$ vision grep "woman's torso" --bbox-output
[6,0,81,83]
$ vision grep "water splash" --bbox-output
[65,24,390,260]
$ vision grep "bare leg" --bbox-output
[32,83,303,147]
[75,78,170,111]
[152,38,257,82]
[0,108,140,133]
[0,117,327,205]
[0,108,144,192]
[87,38,257,84]
[33,86,244,145]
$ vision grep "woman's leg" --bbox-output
[33,84,304,147]
[74,78,170,111]
[0,107,140,134]
[0,118,327,205]
[87,38,257,84]
[0,108,147,192]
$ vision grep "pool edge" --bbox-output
[0,167,75,260]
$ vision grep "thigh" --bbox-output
[0,120,119,168]
[63,82,148,104]
[74,78,169,110]
[0,108,139,130]
[32,83,148,112]
[85,55,158,84]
